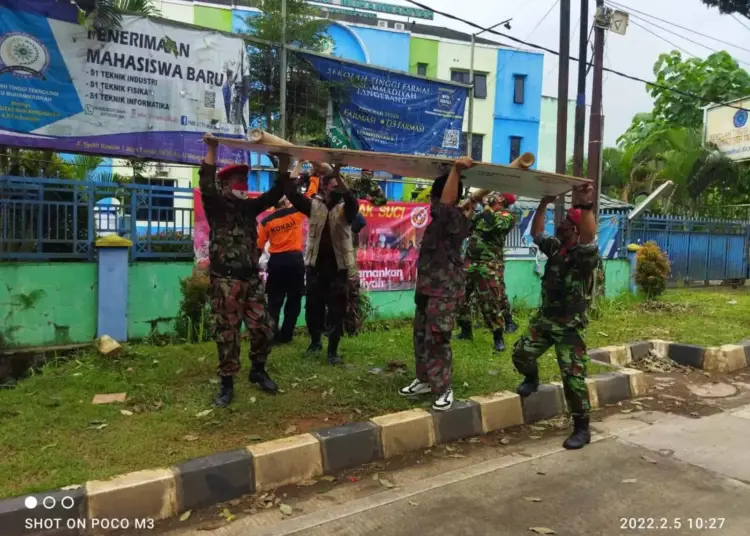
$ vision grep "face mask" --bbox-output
[329,191,343,204]
[230,190,247,200]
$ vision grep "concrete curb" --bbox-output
[594,338,750,374]
[0,368,653,535]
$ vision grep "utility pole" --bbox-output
[279,0,288,139]
[555,0,571,225]
[588,0,606,220]
[467,33,475,157]
[572,0,588,177]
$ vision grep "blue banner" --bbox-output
[517,209,624,259]
[301,53,468,157]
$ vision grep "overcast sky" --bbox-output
[392,0,750,147]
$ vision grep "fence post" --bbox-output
[96,236,132,342]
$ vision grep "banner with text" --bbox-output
[0,1,248,164]
[193,194,431,291]
[301,53,467,157]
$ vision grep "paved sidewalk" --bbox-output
[165,405,750,536]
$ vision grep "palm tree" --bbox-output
[74,0,159,31]
[72,155,105,181]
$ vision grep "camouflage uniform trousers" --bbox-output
[210,276,274,377]
[344,266,363,336]
[512,313,591,417]
[457,261,509,333]
[413,292,458,394]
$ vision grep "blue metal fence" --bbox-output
[0,176,194,261]
[630,215,750,282]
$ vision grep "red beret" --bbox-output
[502,193,516,205]
[566,208,582,227]
[217,163,249,180]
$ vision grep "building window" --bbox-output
[473,73,487,99]
[451,70,487,99]
[450,69,470,85]
[417,63,428,76]
[460,133,484,161]
[513,74,526,104]
[135,177,176,223]
[509,136,522,163]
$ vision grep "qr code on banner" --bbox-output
[442,129,460,149]
[204,90,216,109]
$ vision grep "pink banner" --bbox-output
[193,191,432,291]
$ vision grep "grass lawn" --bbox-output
[1,288,749,498]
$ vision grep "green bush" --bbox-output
[635,242,670,298]
[176,269,213,343]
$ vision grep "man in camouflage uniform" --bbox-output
[457,192,517,352]
[200,133,289,407]
[512,184,600,450]
[343,169,386,336]
[399,157,476,412]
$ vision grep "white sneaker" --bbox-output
[432,389,454,412]
[399,379,431,397]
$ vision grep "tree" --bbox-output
[74,0,160,31]
[648,51,750,129]
[241,0,333,142]
[698,0,750,16]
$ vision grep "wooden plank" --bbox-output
[214,133,590,198]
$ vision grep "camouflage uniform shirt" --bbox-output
[346,174,387,206]
[534,234,600,321]
[416,202,470,298]
[466,206,515,266]
[199,162,285,279]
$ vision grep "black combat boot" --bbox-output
[517,373,540,398]
[213,376,234,408]
[327,334,343,366]
[493,330,506,352]
[504,312,519,334]
[306,338,323,355]
[456,321,473,340]
[563,415,591,450]
[249,364,279,394]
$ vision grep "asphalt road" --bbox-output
[163,404,750,536]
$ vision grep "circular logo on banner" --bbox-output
[734,109,748,128]
[0,33,49,79]
[410,206,430,229]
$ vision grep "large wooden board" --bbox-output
[214,136,590,198]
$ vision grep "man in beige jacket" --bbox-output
[284,165,359,365]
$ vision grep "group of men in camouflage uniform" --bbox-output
[457,192,518,353]
[399,154,600,449]
[201,133,600,449]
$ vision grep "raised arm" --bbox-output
[199,133,221,199]
[441,156,473,205]
[573,183,596,245]
[531,195,560,257]
[245,153,290,214]
[332,166,359,223]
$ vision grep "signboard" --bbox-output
[0,1,247,165]
[194,195,432,291]
[310,0,433,19]
[517,208,624,259]
[301,52,468,158]
[704,97,750,162]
